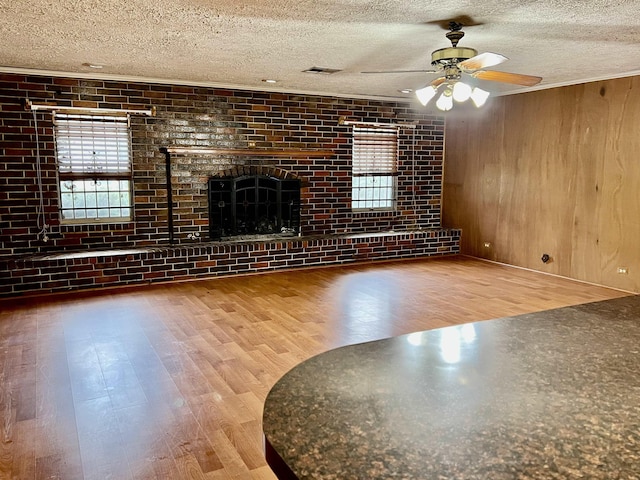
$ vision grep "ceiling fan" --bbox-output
[362,21,542,111]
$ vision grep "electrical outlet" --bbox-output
[617,267,629,274]
[483,242,491,248]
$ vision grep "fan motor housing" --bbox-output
[431,46,478,65]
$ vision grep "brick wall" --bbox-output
[3,230,460,295]
[0,73,457,296]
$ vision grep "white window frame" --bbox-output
[351,125,399,212]
[54,113,133,224]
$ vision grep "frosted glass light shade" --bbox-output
[415,85,438,106]
[435,93,453,111]
[452,82,472,102]
[470,87,490,107]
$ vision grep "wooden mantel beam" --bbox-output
[162,147,334,157]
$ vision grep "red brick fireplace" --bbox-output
[0,72,457,296]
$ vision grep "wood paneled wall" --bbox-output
[442,75,640,292]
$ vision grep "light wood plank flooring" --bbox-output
[0,256,630,479]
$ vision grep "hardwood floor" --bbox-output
[0,256,630,479]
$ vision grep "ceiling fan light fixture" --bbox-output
[452,81,472,102]
[365,23,541,112]
[415,85,438,106]
[470,87,490,108]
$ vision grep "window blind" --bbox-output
[54,114,131,177]
[352,125,398,175]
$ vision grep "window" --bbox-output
[54,113,133,223]
[351,125,398,211]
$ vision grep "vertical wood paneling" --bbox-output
[443,75,640,292]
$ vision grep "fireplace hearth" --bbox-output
[208,170,301,240]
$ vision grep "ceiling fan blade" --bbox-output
[472,70,542,86]
[431,77,446,87]
[458,52,508,71]
[424,15,484,30]
[361,69,438,74]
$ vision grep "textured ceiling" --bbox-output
[1,0,640,105]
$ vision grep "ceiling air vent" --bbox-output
[302,66,342,75]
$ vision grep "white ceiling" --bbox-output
[1,0,640,105]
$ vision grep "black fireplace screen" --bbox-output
[208,175,301,239]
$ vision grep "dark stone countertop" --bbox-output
[263,295,640,479]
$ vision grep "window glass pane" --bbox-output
[109,191,121,206]
[97,192,109,208]
[365,186,374,201]
[60,193,73,209]
[57,179,132,221]
[73,192,85,208]
[352,174,395,211]
[85,192,97,208]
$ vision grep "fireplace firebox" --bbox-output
[208,174,301,240]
